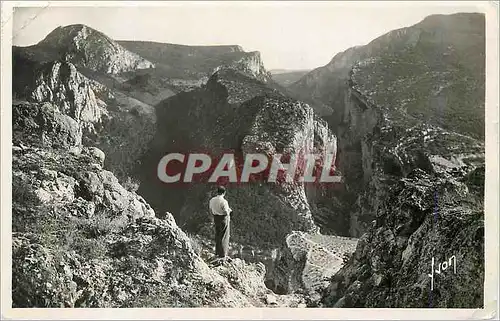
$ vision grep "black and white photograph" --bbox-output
[1,1,498,318]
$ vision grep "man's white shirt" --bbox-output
[209,195,232,216]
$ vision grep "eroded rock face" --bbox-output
[38,24,155,74]
[213,51,273,84]
[29,61,108,132]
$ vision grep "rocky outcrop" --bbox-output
[13,102,82,150]
[27,61,108,132]
[321,132,484,307]
[213,51,273,83]
[38,24,154,74]
[12,144,253,308]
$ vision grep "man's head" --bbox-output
[217,185,226,196]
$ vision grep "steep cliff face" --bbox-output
[315,13,485,308]
[36,24,154,74]
[321,89,484,307]
[289,12,485,238]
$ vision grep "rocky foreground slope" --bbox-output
[12,99,313,308]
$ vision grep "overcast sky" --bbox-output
[12,2,484,70]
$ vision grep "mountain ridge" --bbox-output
[289,12,485,135]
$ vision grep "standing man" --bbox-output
[209,186,232,263]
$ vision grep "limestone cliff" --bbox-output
[316,14,485,307]
[321,84,484,307]
[28,61,109,132]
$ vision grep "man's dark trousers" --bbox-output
[214,215,230,258]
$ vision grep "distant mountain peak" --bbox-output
[36,24,154,74]
[39,24,110,48]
